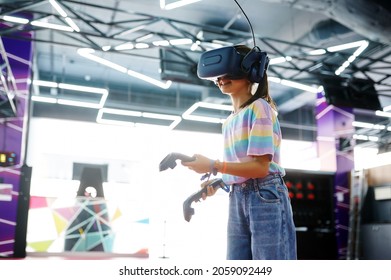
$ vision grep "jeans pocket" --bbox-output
[256,185,280,203]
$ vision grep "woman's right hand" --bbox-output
[201,180,219,200]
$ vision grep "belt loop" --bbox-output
[278,174,284,185]
[253,178,259,192]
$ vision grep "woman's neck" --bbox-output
[230,92,253,113]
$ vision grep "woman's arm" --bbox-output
[181,154,270,179]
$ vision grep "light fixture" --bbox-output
[383,104,391,112]
[352,121,386,130]
[268,76,319,93]
[169,38,193,45]
[32,79,108,108]
[269,56,292,65]
[152,38,193,47]
[160,0,202,10]
[30,20,74,32]
[308,49,326,56]
[58,83,108,95]
[2,15,29,24]
[328,40,369,76]
[182,102,232,123]
[64,17,80,32]
[48,0,80,32]
[77,48,172,89]
[135,43,149,49]
[353,134,379,142]
[77,48,127,73]
[57,99,103,109]
[326,40,368,53]
[136,33,154,42]
[115,24,147,37]
[49,0,68,17]
[376,110,391,118]
[114,42,134,51]
[31,96,57,103]
[97,108,181,129]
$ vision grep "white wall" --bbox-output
[26,118,226,260]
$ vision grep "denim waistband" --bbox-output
[231,174,284,192]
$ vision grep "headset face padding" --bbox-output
[197,45,269,83]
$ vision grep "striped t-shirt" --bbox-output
[222,98,285,184]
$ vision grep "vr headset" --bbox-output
[197,45,269,83]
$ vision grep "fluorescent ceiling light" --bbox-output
[33,79,108,95]
[142,112,182,129]
[58,83,108,95]
[160,0,202,10]
[190,41,201,51]
[47,0,80,32]
[114,43,134,51]
[329,40,369,76]
[2,15,29,24]
[78,48,172,89]
[116,25,146,37]
[353,134,379,142]
[49,0,68,17]
[99,108,142,117]
[78,48,127,73]
[30,20,74,32]
[136,33,153,42]
[32,79,108,108]
[376,110,391,118]
[268,77,319,93]
[169,38,193,45]
[280,80,319,93]
[352,121,386,130]
[31,96,57,103]
[64,17,80,32]
[327,40,368,52]
[33,80,58,88]
[135,43,149,49]
[308,49,326,55]
[152,38,193,47]
[269,56,292,65]
[182,102,232,124]
[382,104,391,112]
[152,40,170,47]
[127,69,172,89]
[57,99,103,109]
[97,108,181,129]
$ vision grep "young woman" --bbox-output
[182,45,297,260]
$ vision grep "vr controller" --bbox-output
[197,45,269,83]
[183,178,228,222]
[159,152,229,222]
[159,152,196,171]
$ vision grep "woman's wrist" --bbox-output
[211,159,227,174]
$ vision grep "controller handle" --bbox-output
[159,152,196,171]
[183,178,229,222]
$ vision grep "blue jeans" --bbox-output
[227,174,297,260]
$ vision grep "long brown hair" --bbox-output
[235,45,277,111]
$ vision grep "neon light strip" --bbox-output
[32,80,108,108]
[97,108,182,129]
[182,102,232,123]
[160,0,202,10]
[78,48,172,89]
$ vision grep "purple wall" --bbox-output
[0,26,33,257]
[316,91,354,259]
